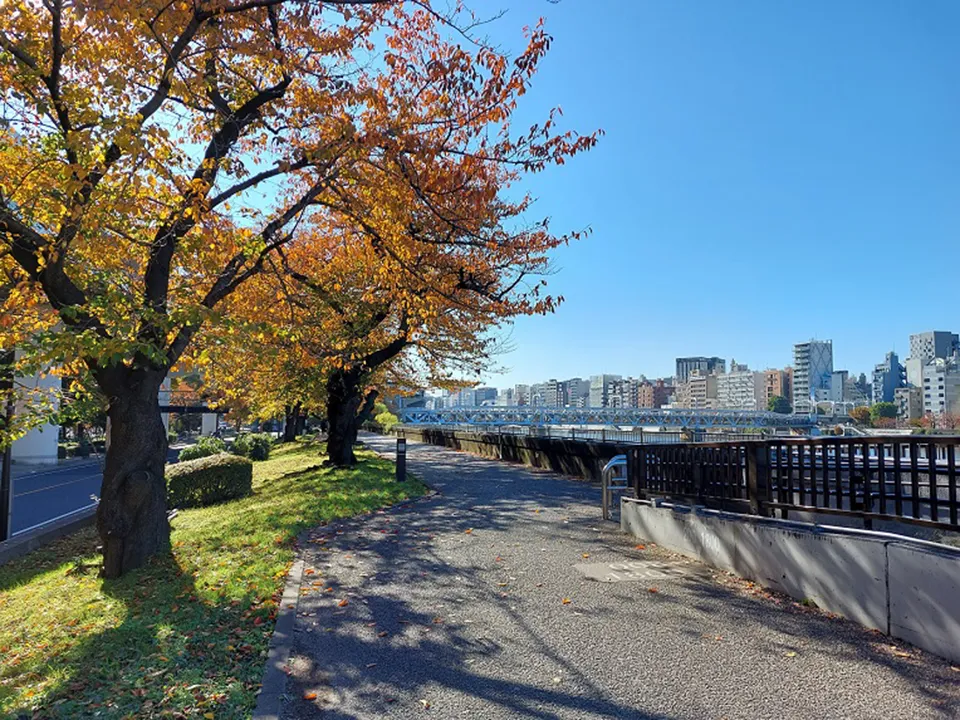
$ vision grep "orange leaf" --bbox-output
[635,544,646,550]
[647,587,658,594]
[338,599,349,607]
[581,553,589,559]
[464,528,473,534]
[561,598,571,605]
[304,692,318,700]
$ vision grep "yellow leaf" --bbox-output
[561,598,571,605]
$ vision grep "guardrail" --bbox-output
[396,424,766,446]
[628,436,960,532]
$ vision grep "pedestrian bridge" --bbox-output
[398,406,817,430]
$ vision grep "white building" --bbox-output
[589,374,621,408]
[716,369,764,410]
[921,356,960,417]
[793,339,833,414]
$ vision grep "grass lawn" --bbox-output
[0,442,425,719]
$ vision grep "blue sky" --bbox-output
[476,0,960,387]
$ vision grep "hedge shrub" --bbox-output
[231,432,273,461]
[178,436,226,462]
[166,453,253,509]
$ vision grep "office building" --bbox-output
[589,374,621,407]
[638,379,673,409]
[563,378,591,407]
[675,357,725,383]
[762,368,792,410]
[793,339,833,413]
[717,368,764,410]
[872,352,905,404]
[910,331,959,364]
[895,387,923,421]
[921,356,960,417]
[514,384,530,406]
[675,371,718,409]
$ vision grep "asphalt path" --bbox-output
[278,433,960,720]
[8,447,181,535]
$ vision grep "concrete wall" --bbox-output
[396,427,630,481]
[621,497,960,663]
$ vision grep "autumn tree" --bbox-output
[204,15,598,466]
[1,1,595,576]
[849,405,872,426]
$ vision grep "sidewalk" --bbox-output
[277,434,960,719]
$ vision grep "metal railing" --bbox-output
[628,436,960,532]
[399,423,766,446]
[602,455,628,521]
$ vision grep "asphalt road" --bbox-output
[8,447,181,535]
[278,433,960,720]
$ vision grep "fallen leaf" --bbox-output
[581,553,590,559]
[561,598,572,605]
[378,631,389,638]
[464,529,473,534]
[420,699,431,709]
[305,569,315,575]
[204,714,215,719]
[635,544,646,550]
[432,617,444,624]
[647,588,658,594]
[785,651,797,658]
[304,692,318,700]
[338,599,349,607]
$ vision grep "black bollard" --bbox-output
[396,437,406,482]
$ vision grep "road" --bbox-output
[277,433,960,720]
[8,447,181,536]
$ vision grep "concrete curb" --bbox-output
[0,504,98,565]
[252,557,305,720]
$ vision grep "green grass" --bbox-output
[0,442,425,719]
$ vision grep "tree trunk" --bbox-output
[326,379,361,467]
[97,369,170,579]
[294,411,307,437]
[326,370,380,467]
[283,403,301,443]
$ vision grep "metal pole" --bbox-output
[396,437,406,482]
[0,349,14,542]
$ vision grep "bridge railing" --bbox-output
[628,436,960,532]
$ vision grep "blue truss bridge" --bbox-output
[398,406,818,431]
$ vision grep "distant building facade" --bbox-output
[675,356,725,384]
[793,339,833,413]
[589,374,621,408]
[716,368,764,410]
[895,386,923,421]
[872,351,905,404]
[675,371,718,409]
[762,368,792,410]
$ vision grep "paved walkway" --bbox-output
[279,434,960,719]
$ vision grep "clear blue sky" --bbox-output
[476,0,959,387]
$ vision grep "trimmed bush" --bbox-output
[231,432,273,461]
[178,436,226,462]
[166,452,253,509]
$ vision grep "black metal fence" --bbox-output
[628,436,960,532]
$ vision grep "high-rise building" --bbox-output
[637,379,673,408]
[475,387,497,406]
[496,388,515,406]
[793,339,833,413]
[717,368,764,410]
[529,383,548,406]
[675,357,725,383]
[589,374,621,407]
[608,377,643,408]
[921,356,960,416]
[514,384,530,406]
[872,351,905,404]
[910,331,959,364]
[563,378,591,407]
[675,371,718,409]
[762,368,792,410]
[895,387,923,421]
